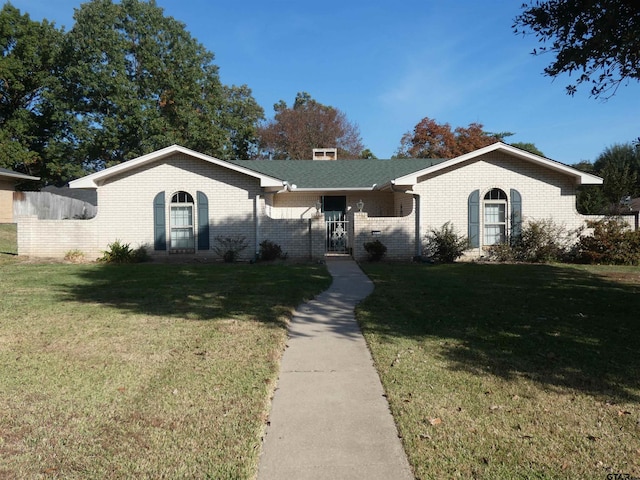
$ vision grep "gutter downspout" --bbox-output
[255,194,261,261]
[413,193,421,258]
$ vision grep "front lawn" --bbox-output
[0,259,330,479]
[0,223,17,254]
[358,263,640,480]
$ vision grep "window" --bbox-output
[483,188,507,245]
[170,191,195,250]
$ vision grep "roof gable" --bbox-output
[392,142,603,186]
[69,145,284,189]
[68,142,603,191]
[227,158,444,190]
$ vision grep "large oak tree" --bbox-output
[1,0,264,185]
[0,4,75,184]
[63,0,263,172]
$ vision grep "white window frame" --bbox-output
[483,188,507,246]
[170,191,195,251]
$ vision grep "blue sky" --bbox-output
[11,0,640,164]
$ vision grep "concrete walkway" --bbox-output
[258,258,413,480]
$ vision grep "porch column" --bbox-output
[413,194,421,258]
[254,194,261,259]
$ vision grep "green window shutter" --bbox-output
[197,191,210,250]
[510,189,522,239]
[468,190,480,248]
[153,192,166,251]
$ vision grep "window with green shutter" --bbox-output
[510,189,522,239]
[468,190,480,248]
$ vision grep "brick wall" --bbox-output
[15,150,600,262]
[17,215,100,258]
[353,210,417,261]
[0,185,13,223]
[413,152,593,256]
[260,215,325,260]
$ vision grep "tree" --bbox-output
[0,4,76,185]
[574,143,640,214]
[62,0,263,171]
[395,117,502,159]
[359,148,377,159]
[257,92,364,160]
[595,144,640,210]
[510,142,545,157]
[514,1,640,98]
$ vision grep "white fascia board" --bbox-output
[284,187,378,192]
[0,171,40,182]
[392,142,603,186]
[69,145,283,189]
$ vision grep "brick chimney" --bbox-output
[312,148,337,160]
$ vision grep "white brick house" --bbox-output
[16,142,603,261]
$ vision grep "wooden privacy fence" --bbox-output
[13,192,97,220]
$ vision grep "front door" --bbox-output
[322,196,348,253]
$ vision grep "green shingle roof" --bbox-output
[226,158,446,189]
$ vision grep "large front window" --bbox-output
[170,191,195,250]
[483,188,507,245]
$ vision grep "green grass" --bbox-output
[0,223,17,254]
[0,259,331,479]
[358,262,640,480]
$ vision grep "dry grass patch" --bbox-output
[0,261,330,479]
[358,263,640,479]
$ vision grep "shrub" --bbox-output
[363,239,387,261]
[213,235,248,263]
[64,249,85,263]
[100,240,148,264]
[485,242,515,262]
[512,218,572,263]
[486,219,574,263]
[423,222,469,263]
[258,240,287,261]
[575,217,640,265]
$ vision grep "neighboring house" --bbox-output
[16,142,603,261]
[0,168,39,223]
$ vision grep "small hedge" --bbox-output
[100,240,149,263]
[258,240,287,261]
[363,239,387,261]
[423,222,469,263]
[576,218,640,265]
[213,235,248,263]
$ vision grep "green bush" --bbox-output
[576,217,640,265]
[258,240,287,261]
[213,235,248,263]
[363,239,387,261]
[100,240,148,263]
[423,222,469,263]
[512,218,572,263]
[64,249,85,263]
[486,219,573,263]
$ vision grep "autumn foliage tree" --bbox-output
[257,92,364,160]
[395,117,502,159]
